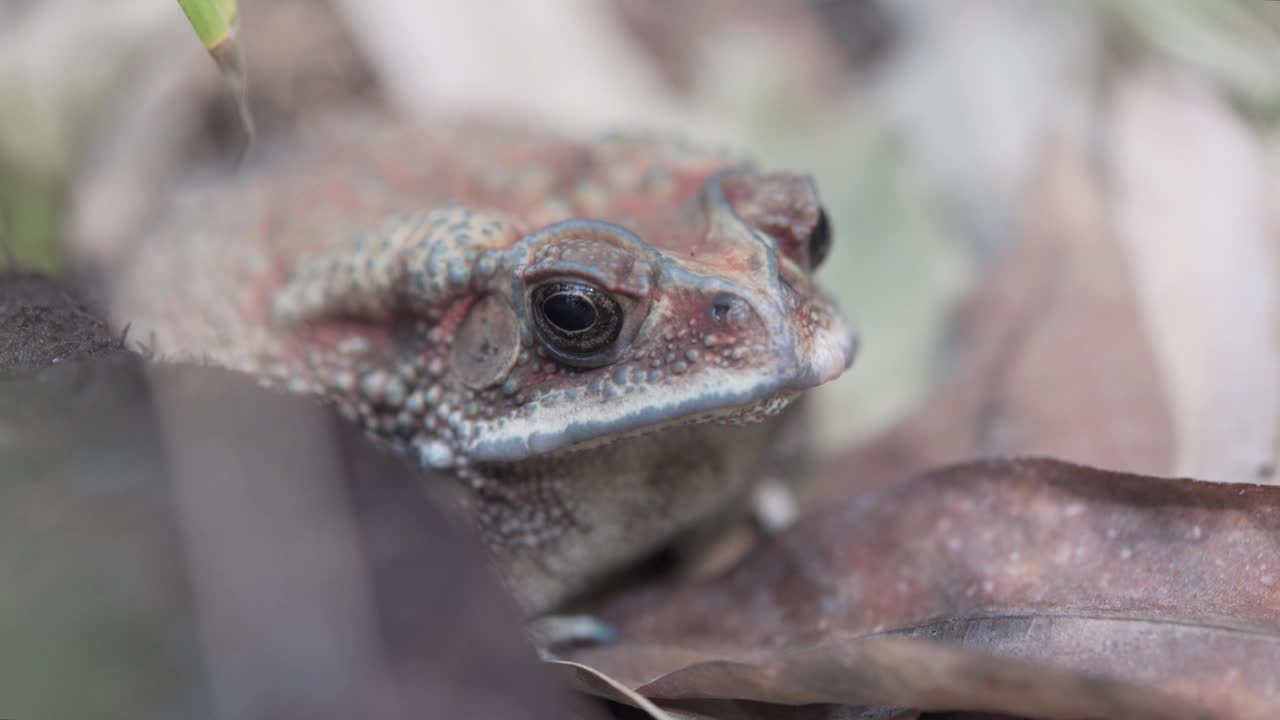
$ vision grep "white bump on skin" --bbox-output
[417,439,455,468]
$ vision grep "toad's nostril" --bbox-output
[709,294,749,326]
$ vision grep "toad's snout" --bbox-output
[792,317,857,389]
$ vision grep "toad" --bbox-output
[109,120,856,616]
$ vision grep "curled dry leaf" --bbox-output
[553,659,678,720]
[568,458,1280,719]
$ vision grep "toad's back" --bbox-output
[114,121,739,370]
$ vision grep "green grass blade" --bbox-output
[176,0,238,49]
[174,0,255,154]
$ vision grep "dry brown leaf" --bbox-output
[570,459,1280,719]
[554,659,680,720]
[632,637,1207,720]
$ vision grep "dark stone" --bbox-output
[0,269,123,374]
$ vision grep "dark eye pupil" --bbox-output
[543,293,597,333]
[529,280,625,365]
[809,209,832,269]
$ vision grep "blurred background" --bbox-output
[2,0,1280,461]
[5,5,1280,718]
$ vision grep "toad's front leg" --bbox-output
[266,207,625,648]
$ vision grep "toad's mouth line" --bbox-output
[463,373,804,464]
[506,390,802,462]
[463,320,855,464]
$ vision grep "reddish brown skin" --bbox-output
[108,118,854,614]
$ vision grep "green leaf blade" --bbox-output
[174,0,254,154]
[175,0,238,50]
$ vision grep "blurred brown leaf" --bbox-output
[569,458,1280,719]
[809,63,1280,504]
[808,141,1174,507]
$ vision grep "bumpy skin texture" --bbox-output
[111,120,856,614]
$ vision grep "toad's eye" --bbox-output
[809,208,832,269]
[530,280,624,365]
